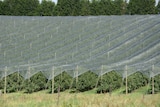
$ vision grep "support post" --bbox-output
[101,65,103,82]
[100,65,103,94]
[55,52,56,60]
[152,77,154,94]
[4,66,7,94]
[28,66,31,81]
[60,67,62,86]
[152,65,154,94]
[52,66,55,94]
[125,65,128,95]
[57,68,62,106]
[27,66,31,94]
[17,67,20,92]
[76,65,78,91]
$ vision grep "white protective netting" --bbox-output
[0,15,160,79]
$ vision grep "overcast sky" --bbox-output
[50,0,57,4]
[40,0,159,5]
[39,0,57,4]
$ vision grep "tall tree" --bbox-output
[143,0,156,14]
[113,0,127,15]
[72,0,81,16]
[0,1,4,15]
[2,0,16,15]
[99,0,114,15]
[38,0,55,16]
[127,0,156,15]
[80,0,91,16]
[55,0,81,16]
[156,0,160,14]
[3,0,39,16]
[90,0,100,15]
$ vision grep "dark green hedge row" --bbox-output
[0,71,159,94]
[123,72,149,93]
[97,71,122,93]
[148,74,160,94]
[0,0,160,16]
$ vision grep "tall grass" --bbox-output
[0,90,160,107]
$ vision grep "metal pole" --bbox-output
[17,67,20,92]
[101,65,103,83]
[152,65,154,94]
[4,66,7,94]
[52,66,55,94]
[125,65,128,95]
[28,66,31,81]
[152,77,154,94]
[76,65,78,91]
[52,53,56,94]
[101,65,103,94]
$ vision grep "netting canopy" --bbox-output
[0,15,160,79]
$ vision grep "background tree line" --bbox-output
[0,71,159,94]
[0,0,160,16]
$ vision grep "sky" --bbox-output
[40,0,159,5]
[39,0,57,4]
[49,0,57,3]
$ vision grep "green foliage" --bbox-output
[0,0,158,15]
[80,0,91,16]
[48,72,72,93]
[0,72,24,93]
[0,70,158,95]
[148,74,160,94]
[25,72,47,93]
[0,1,4,15]
[73,71,98,92]
[156,1,160,14]
[97,71,122,93]
[2,0,39,16]
[124,72,149,93]
[55,0,81,16]
[90,0,127,15]
[127,0,156,15]
[90,0,99,15]
[113,0,126,15]
[99,0,113,15]
[55,72,72,92]
[38,0,55,16]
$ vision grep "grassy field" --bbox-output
[0,88,160,107]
